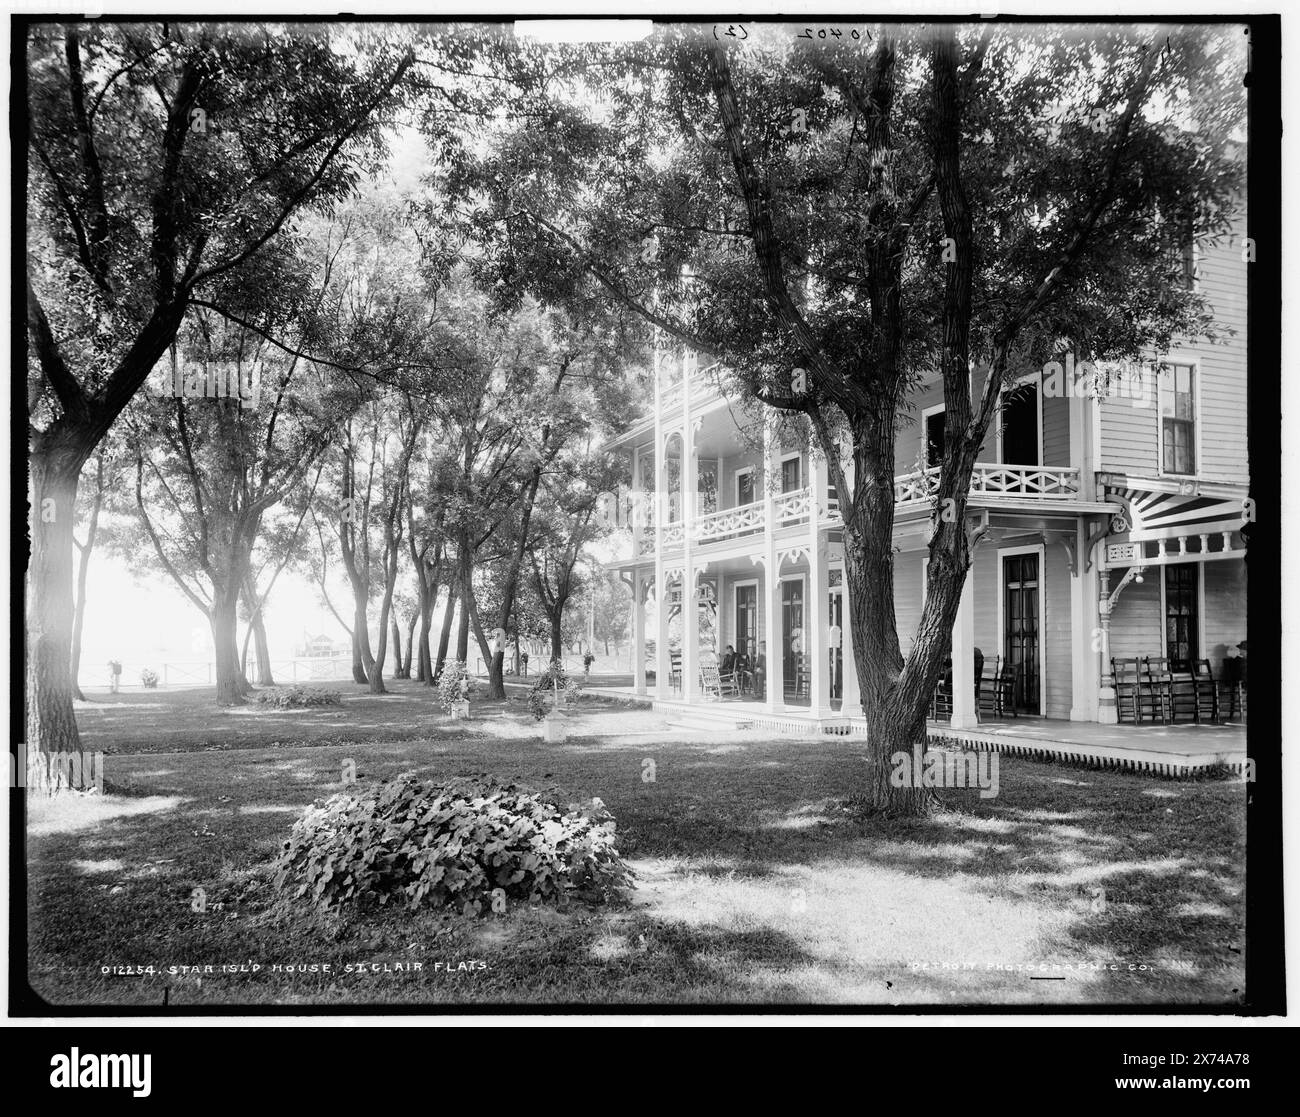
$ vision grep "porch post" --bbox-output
[808,444,832,718]
[950,564,978,729]
[682,414,699,702]
[632,575,647,696]
[841,576,861,719]
[1097,564,1118,724]
[763,419,783,714]
[653,353,670,701]
[1070,519,1099,720]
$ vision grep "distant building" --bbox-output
[298,633,344,658]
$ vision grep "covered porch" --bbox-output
[619,541,857,724]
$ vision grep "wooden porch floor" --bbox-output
[568,679,1249,778]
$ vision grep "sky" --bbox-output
[77,557,354,683]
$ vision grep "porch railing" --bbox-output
[894,464,1081,505]
[695,499,766,543]
[774,486,813,523]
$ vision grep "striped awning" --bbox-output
[1104,481,1247,542]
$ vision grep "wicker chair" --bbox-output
[699,662,738,700]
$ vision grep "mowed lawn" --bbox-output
[25,682,1247,1007]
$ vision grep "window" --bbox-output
[1160,363,1196,475]
[1159,215,1195,298]
[924,408,946,468]
[781,455,802,493]
[736,468,755,507]
[1000,378,1040,467]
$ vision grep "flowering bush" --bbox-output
[139,667,159,688]
[529,660,581,721]
[436,661,476,714]
[271,773,634,915]
[256,686,341,708]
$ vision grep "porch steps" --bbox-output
[656,699,853,737]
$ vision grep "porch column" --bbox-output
[950,564,978,729]
[632,575,647,696]
[631,444,643,560]
[763,419,783,713]
[653,357,670,701]
[1096,565,1118,724]
[1069,383,1095,502]
[682,415,699,702]
[808,444,832,717]
[841,576,861,718]
[1070,519,1099,721]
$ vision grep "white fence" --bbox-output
[80,653,601,689]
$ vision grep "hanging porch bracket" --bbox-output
[1083,515,1112,573]
[1107,565,1147,611]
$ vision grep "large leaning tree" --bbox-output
[22,20,494,787]
[463,23,1245,814]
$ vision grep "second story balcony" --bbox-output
[633,487,818,556]
[894,463,1083,507]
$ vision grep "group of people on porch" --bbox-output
[717,641,767,697]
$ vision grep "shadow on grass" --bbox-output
[25,711,1247,1006]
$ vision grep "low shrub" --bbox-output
[271,773,634,916]
[139,668,159,688]
[256,686,342,709]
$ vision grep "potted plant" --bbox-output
[140,667,159,689]
[437,661,475,719]
[530,660,579,743]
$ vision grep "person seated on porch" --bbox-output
[940,649,985,692]
[734,651,752,693]
[721,645,736,675]
[753,641,767,699]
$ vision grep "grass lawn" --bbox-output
[24,681,1247,1007]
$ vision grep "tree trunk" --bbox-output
[550,612,564,662]
[239,578,275,687]
[416,579,436,683]
[350,592,374,685]
[250,609,274,686]
[209,584,250,706]
[834,403,976,818]
[389,615,404,679]
[27,447,95,792]
[455,550,472,665]
[434,578,455,680]
[69,459,103,702]
[369,567,395,696]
